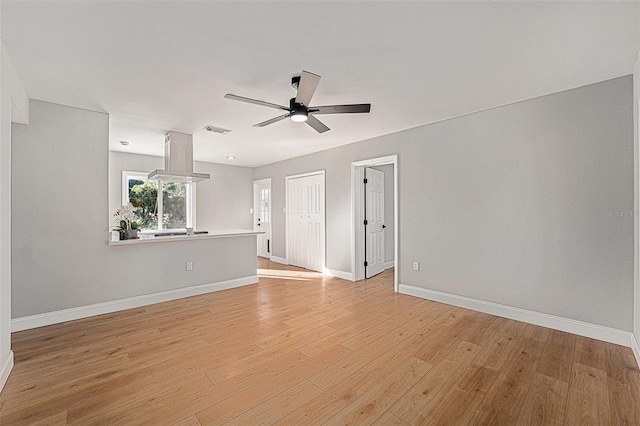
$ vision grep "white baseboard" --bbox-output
[270,256,288,265]
[12,275,258,332]
[0,351,13,393]
[399,284,632,347]
[325,268,353,281]
[631,334,640,369]
[384,260,395,270]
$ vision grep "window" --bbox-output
[122,171,195,231]
[259,187,270,224]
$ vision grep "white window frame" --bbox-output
[121,170,196,232]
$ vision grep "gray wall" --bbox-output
[109,151,253,232]
[192,160,253,232]
[255,76,634,331]
[12,100,256,318]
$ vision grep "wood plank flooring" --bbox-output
[1,258,639,425]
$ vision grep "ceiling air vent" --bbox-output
[203,125,232,135]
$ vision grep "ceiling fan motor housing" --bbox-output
[289,97,308,122]
[289,97,306,111]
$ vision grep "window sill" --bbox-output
[108,229,263,246]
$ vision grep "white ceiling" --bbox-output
[2,1,639,167]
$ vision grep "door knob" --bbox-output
[382,224,386,228]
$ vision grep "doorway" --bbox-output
[286,171,326,272]
[352,155,398,291]
[253,178,271,259]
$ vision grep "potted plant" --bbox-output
[114,203,141,240]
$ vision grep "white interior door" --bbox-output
[287,173,325,272]
[253,179,271,258]
[365,168,385,278]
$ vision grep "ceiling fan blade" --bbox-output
[309,104,371,114]
[254,113,291,127]
[294,71,321,106]
[224,94,289,111]
[305,115,330,133]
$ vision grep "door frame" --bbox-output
[285,170,326,272]
[351,155,398,292]
[253,178,272,259]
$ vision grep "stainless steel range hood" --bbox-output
[148,131,210,183]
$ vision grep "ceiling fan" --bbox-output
[224,71,371,133]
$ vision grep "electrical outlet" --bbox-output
[249,208,254,214]
[412,261,420,271]
[186,261,193,271]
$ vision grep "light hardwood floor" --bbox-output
[1,259,639,425]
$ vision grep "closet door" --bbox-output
[287,172,325,272]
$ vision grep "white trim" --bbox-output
[384,260,395,270]
[286,170,326,180]
[186,182,195,229]
[351,155,399,292]
[253,178,272,185]
[0,351,14,393]
[12,276,258,332]
[399,284,633,347]
[324,268,353,281]
[270,256,288,265]
[631,334,640,369]
[352,155,399,168]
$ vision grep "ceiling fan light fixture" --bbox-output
[290,110,308,122]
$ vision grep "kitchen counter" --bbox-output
[108,229,263,246]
